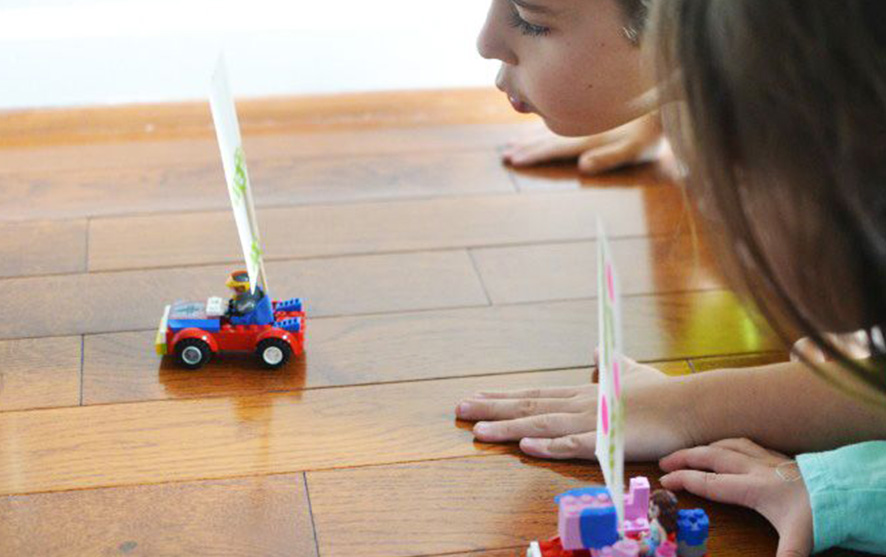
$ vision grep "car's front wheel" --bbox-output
[257,338,292,370]
[175,338,212,370]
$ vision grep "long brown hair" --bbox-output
[649,1,886,399]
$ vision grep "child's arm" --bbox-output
[687,360,886,453]
[457,359,886,461]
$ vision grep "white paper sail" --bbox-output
[209,55,268,294]
[595,218,625,527]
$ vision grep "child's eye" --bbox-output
[509,10,551,37]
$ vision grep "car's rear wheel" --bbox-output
[257,338,292,369]
[176,338,212,370]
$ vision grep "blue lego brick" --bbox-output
[580,504,619,549]
[677,509,710,546]
[276,298,304,312]
[274,317,303,332]
[168,318,220,332]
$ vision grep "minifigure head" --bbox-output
[476,0,653,136]
[649,490,679,534]
[226,270,250,294]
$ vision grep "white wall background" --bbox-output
[0,0,498,110]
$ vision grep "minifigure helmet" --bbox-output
[226,270,250,293]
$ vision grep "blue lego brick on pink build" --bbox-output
[677,509,709,546]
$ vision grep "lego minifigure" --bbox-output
[648,490,679,546]
[225,270,274,326]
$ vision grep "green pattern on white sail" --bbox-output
[232,147,247,202]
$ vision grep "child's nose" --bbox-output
[476,4,518,65]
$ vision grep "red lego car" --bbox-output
[155,293,305,370]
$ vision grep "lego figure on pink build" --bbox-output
[526,479,706,557]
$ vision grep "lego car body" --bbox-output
[155,295,305,369]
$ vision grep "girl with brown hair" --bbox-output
[460,1,886,554]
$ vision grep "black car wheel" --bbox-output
[257,338,292,370]
[175,338,212,370]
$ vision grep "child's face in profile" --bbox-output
[477,0,648,136]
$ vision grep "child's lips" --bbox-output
[507,94,533,114]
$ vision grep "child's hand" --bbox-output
[455,358,699,461]
[502,112,664,175]
[660,439,813,557]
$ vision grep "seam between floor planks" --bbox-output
[0,231,687,282]
[0,350,787,415]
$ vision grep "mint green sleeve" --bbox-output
[797,441,886,554]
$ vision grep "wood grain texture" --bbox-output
[80,293,764,406]
[471,234,722,304]
[306,455,778,557]
[87,188,687,272]
[0,251,489,339]
[0,150,515,221]
[0,367,699,496]
[0,474,317,556]
[0,123,528,182]
[0,88,527,148]
[0,220,86,278]
[0,337,81,412]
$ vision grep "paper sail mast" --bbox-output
[209,56,268,295]
[595,218,626,527]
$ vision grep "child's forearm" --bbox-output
[685,360,886,454]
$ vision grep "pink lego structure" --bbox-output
[623,477,651,539]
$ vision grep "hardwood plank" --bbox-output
[0,220,86,278]
[0,123,528,180]
[0,88,527,148]
[88,188,687,272]
[0,150,515,222]
[691,352,789,372]
[471,234,722,304]
[306,455,778,557]
[0,337,81,412]
[80,291,771,405]
[0,368,583,495]
[0,365,699,496]
[0,474,316,557]
[0,250,488,339]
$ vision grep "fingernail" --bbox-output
[660,473,672,483]
[521,438,542,450]
[456,402,471,417]
[474,422,490,437]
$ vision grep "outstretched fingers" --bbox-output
[521,432,597,460]
[660,445,755,475]
[456,396,584,421]
[660,469,762,509]
[472,412,592,442]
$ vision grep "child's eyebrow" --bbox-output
[510,0,557,15]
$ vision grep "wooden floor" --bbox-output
[0,88,852,556]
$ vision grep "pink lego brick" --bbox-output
[558,490,614,550]
[597,539,641,557]
[624,477,650,521]
[622,516,650,539]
